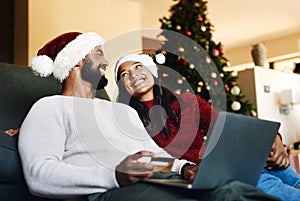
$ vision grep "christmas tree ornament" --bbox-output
[167,23,173,28]
[197,15,203,22]
[179,58,188,66]
[250,110,257,117]
[205,56,211,64]
[162,73,169,77]
[219,73,224,77]
[219,47,224,55]
[212,49,219,57]
[184,30,192,36]
[211,72,217,78]
[180,0,186,6]
[175,89,181,94]
[231,71,238,77]
[178,47,184,52]
[231,101,241,111]
[195,2,200,7]
[212,80,218,86]
[230,86,240,95]
[197,86,202,92]
[201,26,206,32]
[177,79,183,84]
[189,64,195,69]
[155,53,166,64]
[225,86,230,92]
[176,25,181,30]
[198,81,204,86]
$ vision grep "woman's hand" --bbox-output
[265,134,289,169]
[115,151,155,187]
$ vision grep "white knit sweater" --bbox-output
[19,96,188,199]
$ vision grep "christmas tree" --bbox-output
[157,0,256,115]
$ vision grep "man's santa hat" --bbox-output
[31,32,105,82]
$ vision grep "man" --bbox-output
[18,32,280,201]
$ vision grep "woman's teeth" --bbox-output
[133,79,144,87]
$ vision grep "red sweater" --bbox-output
[143,92,219,164]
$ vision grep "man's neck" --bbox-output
[61,77,95,99]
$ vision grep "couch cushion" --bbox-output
[0,62,61,129]
[0,131,60,201]
[0,62,110,130]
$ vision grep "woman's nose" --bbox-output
[129,70,138,80]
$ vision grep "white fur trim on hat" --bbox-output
[115,54,158,82]
[31,55,54,77]
[53,32,105,82]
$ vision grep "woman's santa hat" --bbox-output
[115,53,166,82]
[31,32,104,82]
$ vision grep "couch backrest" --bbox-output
[0,62,110,130]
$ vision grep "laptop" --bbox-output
[144,111,280,190]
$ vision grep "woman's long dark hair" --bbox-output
[118,78,180,139]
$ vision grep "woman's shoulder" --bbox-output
[177,92,205,102]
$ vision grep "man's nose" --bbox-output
[103,58,109,66]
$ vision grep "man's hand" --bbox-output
[115,151,155,187]
[265,134,289,170]
[182,164,198,182]
[5,128,20,137]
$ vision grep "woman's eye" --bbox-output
[121,72,128,79]
[136,64,142,70]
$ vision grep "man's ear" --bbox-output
[75,60,84,69]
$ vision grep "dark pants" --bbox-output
[88,173,281,201]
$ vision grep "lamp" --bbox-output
[279,89,300,114]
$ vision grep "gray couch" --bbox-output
[0,62,109,201]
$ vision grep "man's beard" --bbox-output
[81,58,108,90]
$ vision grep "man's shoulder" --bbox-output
[94,99,137,113]
[33,95,60,103]
[31,95,63,109]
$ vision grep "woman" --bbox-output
[115,53,300,200]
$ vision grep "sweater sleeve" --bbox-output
[18,97,118,198]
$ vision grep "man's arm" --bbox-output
[18,98,118,198]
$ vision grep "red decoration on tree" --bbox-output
[184,30,192,36]
[225,86,230,92]
[179,58,188,66]
[197,15,203,22]
[212,80,218,86]
[180,0,186,6]
[218,48,224,55]
[211,49,219,57]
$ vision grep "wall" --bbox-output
[238,67,300,146]
[226,32,300,67]
[28,0,145,98]
[0,0,14,63]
